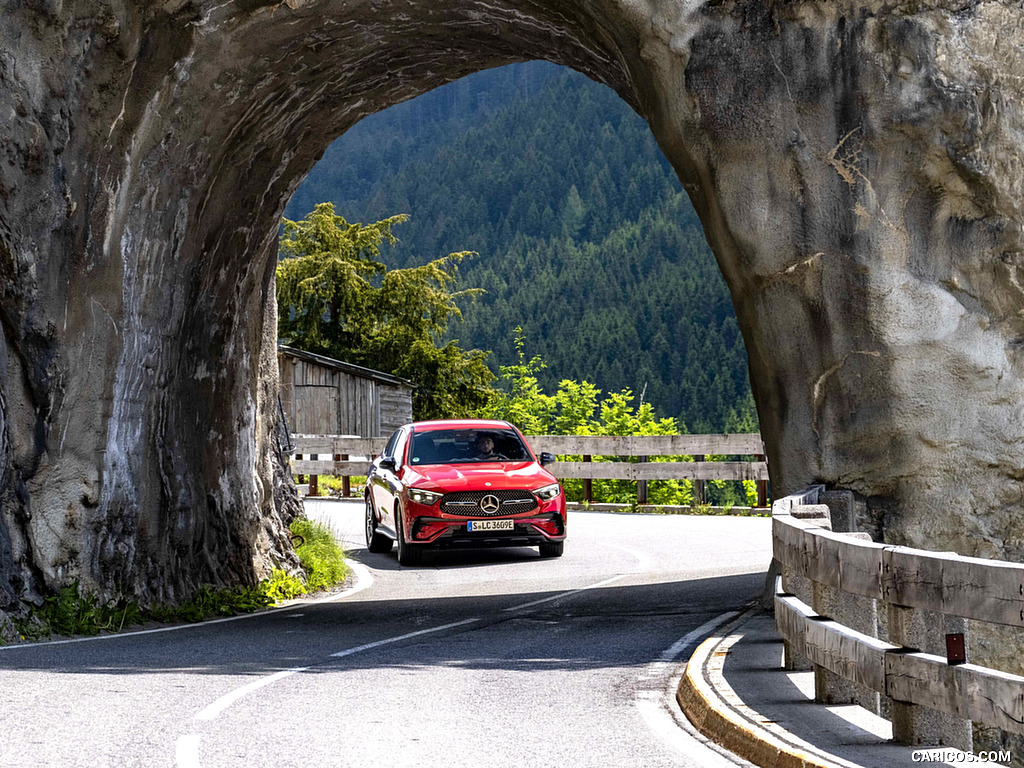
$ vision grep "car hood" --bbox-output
[403,462,556,492]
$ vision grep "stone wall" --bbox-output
[1,1,1022,620]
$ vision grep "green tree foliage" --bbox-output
[288,62,758,434]
[276,203,494,419]
[480,330,685,504]
[480,330,758,507]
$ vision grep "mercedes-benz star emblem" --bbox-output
[480,494,500,513]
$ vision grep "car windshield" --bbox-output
[408,428,532,466]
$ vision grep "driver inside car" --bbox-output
[473,434,501,460]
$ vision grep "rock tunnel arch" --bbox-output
[1,0,1023,616]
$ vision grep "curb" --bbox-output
[676,613,841,768]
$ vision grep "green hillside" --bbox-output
[287,62,756,433]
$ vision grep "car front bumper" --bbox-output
[410,513,565,547]
[403,494,567,547]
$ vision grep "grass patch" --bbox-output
[290,517,349,592]
[15,582,145,640]
[13,581,282,642]
[146,583,277,624]
[262,567,308,602]
[9,519,348,644]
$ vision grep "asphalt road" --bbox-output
[0,501,772,768]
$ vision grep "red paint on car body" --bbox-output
[365,419,567,563]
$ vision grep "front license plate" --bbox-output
[468,519,514,532]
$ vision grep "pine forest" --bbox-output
[287,61,758,435]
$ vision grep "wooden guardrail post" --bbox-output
[755,454,768,507]
[637,455,648,505]
[812,490,880,713]
[693,455,705,506]
[887,605,972,750]
[337,454,349,497]
[308,471,319,497]
[582,455,592,503]
[812,531,881,713]
[781,502,827,671]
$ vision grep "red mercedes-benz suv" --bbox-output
[364,419,566,565]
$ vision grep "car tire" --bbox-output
[395,504,423,566]
[538,540,564,558]
[365,496,393,554]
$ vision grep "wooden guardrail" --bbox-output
[289,433,769,505]
[773,486,1024,747]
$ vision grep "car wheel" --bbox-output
[538,540,564,558]
[365,496,393,554]
[395,504,423,566]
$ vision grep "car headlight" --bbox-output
[408,488,442,505]
[535,483,561,501]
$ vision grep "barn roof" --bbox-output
[277,345,412,388]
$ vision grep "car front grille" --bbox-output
[440,489,538,516]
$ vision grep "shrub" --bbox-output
[148,584,276,624]
[262,568,307,602]
[14,583,144,639]
[290,518,349,592]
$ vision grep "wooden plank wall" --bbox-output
[528,434,764,455]
[278,352,412,437]
[775,571,1024,735]
[336,371,378,437]
[380,383,413,432]
[290,358,341,434]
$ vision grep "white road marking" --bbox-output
[330,618,480,658]
[635,692,746,768]
[195,617,480,723]
[636,610,740,687]
[0,608,286,652]
[501,574,627,612]
[0,558,374,652]
[191,572,630,728]
[192,565,633,728]
[196,666,310,721]
[634,610,747,767]
[151,559,369,767]
[659,611,740,664]
[334,559,373,601]
[174,734,201,768]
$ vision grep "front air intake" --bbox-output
[440,490,539,516]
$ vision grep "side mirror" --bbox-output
[539,452,556,467]
[380,456,397,472]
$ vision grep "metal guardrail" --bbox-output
[289,433,769,505]
[773,486,1024,746]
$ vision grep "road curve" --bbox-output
[0,502,771,768]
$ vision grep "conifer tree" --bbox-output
[276,203,494,419]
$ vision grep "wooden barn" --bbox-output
[277,346,413,437]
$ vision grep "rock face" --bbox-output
[1,1,1022,612]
